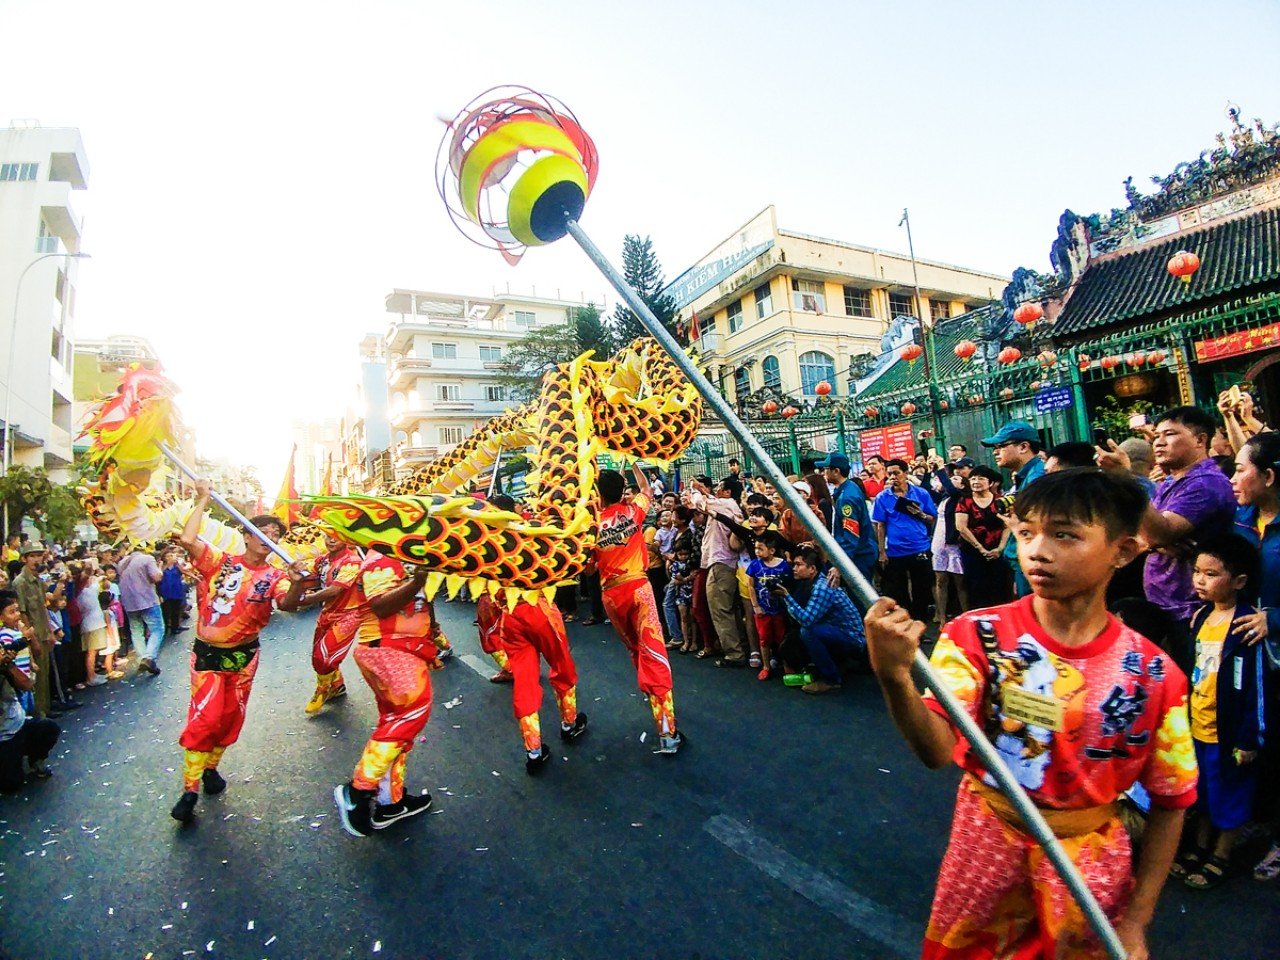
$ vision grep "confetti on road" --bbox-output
[475,847,489,852]
[61,894,73,901]
[639,732,647,743]
[878,768,891,774]
[206,940,216,951]
[265,936,277,946]
[491,771,500,777]
[443,696,463,709]
[247,920,255,930]
[373,941,382,953]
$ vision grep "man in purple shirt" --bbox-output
[117,544,165,675]
[1099,405,1235,672]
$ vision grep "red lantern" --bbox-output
[762,400,779,415]
[1077,353,1092,371]
[1100,356,1120,371]
[901,401,917,417]
[1167,250,1201,285]
[969,394,983,406]
[953,340,977,363]
[901,343,923,364]
[1029,380,1043,391]
[781,405,799,419]
[938,400,950,411]
[998,346,1022,365]
[1037,350,1057,368]
[999,387,1014,400]
[815,380,832,396]
[864,406,879,419]
[1127,352,1146,368]
[1014,302,1044,326]
[1147,349,1166,365]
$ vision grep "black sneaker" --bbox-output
[525,745,551,775]
[170,791,198,823]
[333,783,375,838]
[560,713,589,742]
[371,792,433,830]
[201,769,227,795]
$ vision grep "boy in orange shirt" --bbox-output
[595,465,682,753]
[866,469,1197,960]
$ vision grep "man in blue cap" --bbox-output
[815,452,877,588]
[981,419,1045,596]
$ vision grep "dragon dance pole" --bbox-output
[158,441,295,566]
[564,216,1128,960]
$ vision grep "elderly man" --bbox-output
[12,542,54,717]
[118,543,165,675]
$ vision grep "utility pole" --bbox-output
[899,209,945,454]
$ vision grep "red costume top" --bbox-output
[191,542,291,648]
[595,492,651,589]
[355,554,432,646]
[311,547,367,624]
[924,596,1198,810]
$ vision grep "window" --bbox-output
[799,350,835,395]
[734,367,751,400]
[754,282,773,319]
[0,162,37,181]
[762,355,781,392]
[431,342,458,360]
[931,299,951,323]
[440,426,465,445]
[791,278,826,313]
[843,286,873,317]
[888,292,916,318]
[479,345,503,362]
[485,385,506,402]
[726,299,744,334]
[513,310,536,328]
[35,219,57,254]
[435,384,461,401]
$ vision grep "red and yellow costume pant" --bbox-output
[601,577,676,737]
[179,644,260,793]
[311,611,360,693]
[922,776,1132,960]
[476,598,509,672]
[351,637,435,805]
[504,601,578,752]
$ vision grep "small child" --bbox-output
[0,591,36,713]
[865,468,1197,959]
[98,589,124,680]
[746,531,791,681]
[667,537,695,654]
[1169,534,1268,890]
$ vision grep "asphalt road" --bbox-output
[0,601,1275,960]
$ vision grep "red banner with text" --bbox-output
[858,422,916,463]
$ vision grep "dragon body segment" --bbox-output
[81,339,700,607]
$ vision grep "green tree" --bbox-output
[0,465,87,542]
[37,482,88,543]
[497,304,616,402]
[611,235,678,345]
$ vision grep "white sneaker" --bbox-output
[86,674,108,687]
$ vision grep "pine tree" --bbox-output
[610,235,678,346]
[571,302,613,358]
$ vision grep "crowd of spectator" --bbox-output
[557,386,1279,892]
[0,535,195,792]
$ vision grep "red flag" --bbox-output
[270,444,300,527]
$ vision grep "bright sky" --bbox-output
[3,0,1278,493]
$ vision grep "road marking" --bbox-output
[704,814,916,957]
[459,654,494,680]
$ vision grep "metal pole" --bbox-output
[900,210,946,454]
[564,217,1127,960]
[158,442,295,565]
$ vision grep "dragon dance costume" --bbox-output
[596,491,678,748]
[335,553,440,835]
[305,545,368,714]
[175,541,292,814]
[498,597,585,771]
[920,598,1197,959]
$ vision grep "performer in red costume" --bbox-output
[297,531,369,714]
[487,495,588,773]
[595,465,683,753]
[333,553,439,837]
[171,479,307,824]
[476,591,513,682]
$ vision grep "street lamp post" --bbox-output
[3,251,92,540]
[898,209,946,454]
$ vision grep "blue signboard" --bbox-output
[1034,385,1074,413]
[662,240,774,310]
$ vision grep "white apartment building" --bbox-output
[0,121,90,480]
[384,288,596,476]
